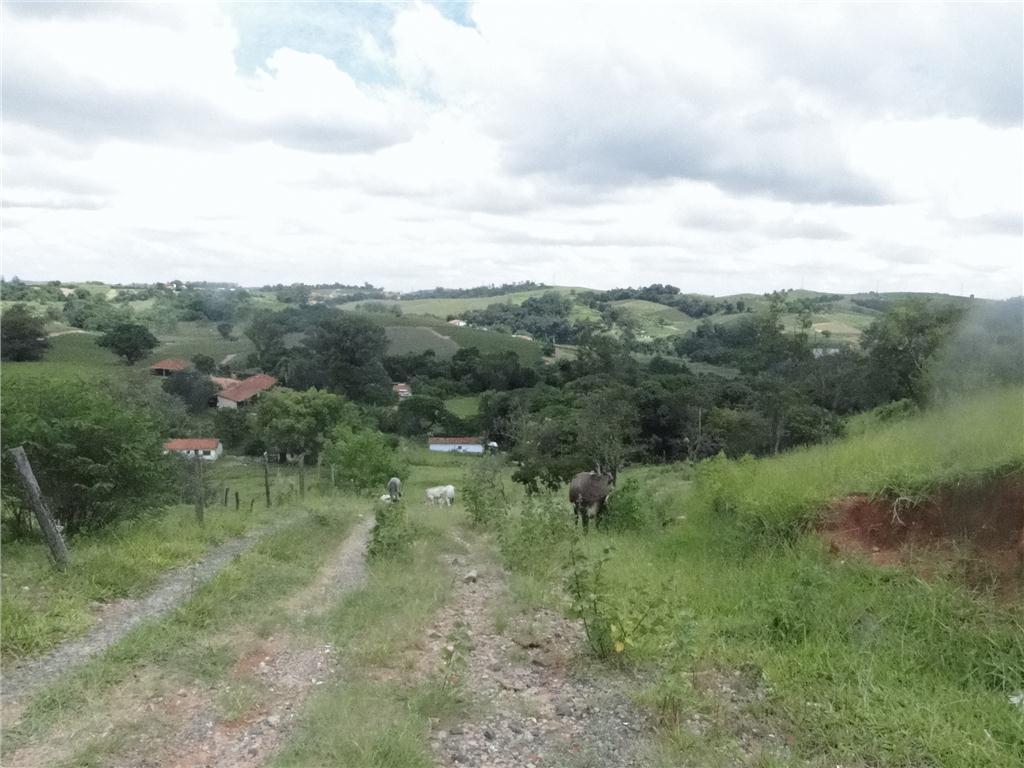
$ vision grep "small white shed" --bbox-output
[427,437,485,454]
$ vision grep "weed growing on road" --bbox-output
[462,455,510,528]
[368,500,413,560]
[564,537,676,659]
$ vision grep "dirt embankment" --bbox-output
[821,473,1024,588]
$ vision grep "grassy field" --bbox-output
[342,286,582,317]
[610,299,703,338]
[444,394,481,419]
[385,326,460,358]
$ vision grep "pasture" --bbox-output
[384,326,460,358]
[342,286,581,317]
[444,394,481,419]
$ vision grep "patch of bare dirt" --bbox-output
[821,474,1024,589]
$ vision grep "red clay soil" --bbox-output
[821,474,1024,586]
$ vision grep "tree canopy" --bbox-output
[1,304,49,362]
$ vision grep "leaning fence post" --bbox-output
[223,487,229,507]
[8,446,69,570]
[263,453,272,508]
[235,491,240,510]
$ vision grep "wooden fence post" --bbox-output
[249,497,255,514]
[223,487,229,507]
[263,453,272,508]
[7,447,69,570]
[235,491,240,510]
[195,456,205,525]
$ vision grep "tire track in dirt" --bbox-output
[125,514,375,768]
[420,530,653,768]
[2,514,374,768]
[2,520,291,704]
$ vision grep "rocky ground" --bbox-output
[418,538,655,768]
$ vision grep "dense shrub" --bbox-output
[603,477,646,531]
[324,426,403,494]
[368,500,413,560]
[1,379,175,535]
[461,455,510,527]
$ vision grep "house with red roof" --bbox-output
[163,438,223,461]
[215,374,278,409]
[150,358,190,377]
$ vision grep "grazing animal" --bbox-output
[387,476,402,501]
[425,484,455,507]
[378,494,393,504]
[569,470,615,532]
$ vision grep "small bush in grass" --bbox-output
[462,455,510,528]
[368,501,413,561]
[603,477,645,531]
[498,491,571,574]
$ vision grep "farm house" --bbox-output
[392,382,412,399]
[163,438,223,461]
[216,374,278,409]
[427,436,485,454]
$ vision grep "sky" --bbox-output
[2,1,1022,297]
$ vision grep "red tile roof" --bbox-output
[427,436,483,445]
[150,358,190,371]
[164,438,221,452]
[218,374,278,402]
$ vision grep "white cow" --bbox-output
[425,484,455,507]
[378,494,393,504]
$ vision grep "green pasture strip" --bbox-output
[2,462,306,662]
[440,325,544,362]
[143,320,254,365]
[385,326,460,357]
[272,506,464,768]
[342,287,580,318]
[444,394,481,418]
[589,511,1024,768]
[2,497,360,757]
[690,386,1024,541]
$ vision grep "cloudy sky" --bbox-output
[3,1,1022,297]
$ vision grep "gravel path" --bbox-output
[2,521,287,702]
[423,536,653,768]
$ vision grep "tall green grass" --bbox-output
[690,387,1024,542]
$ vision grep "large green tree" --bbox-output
[299,314,391,402]
[861,300,965,404]
[1,304,49,361]
[257,387,359,461]
[97,323,159,365]
[162,370,219,413]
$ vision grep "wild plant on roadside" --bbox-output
[563,535,675,659]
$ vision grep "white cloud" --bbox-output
[1,1,1021,298]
